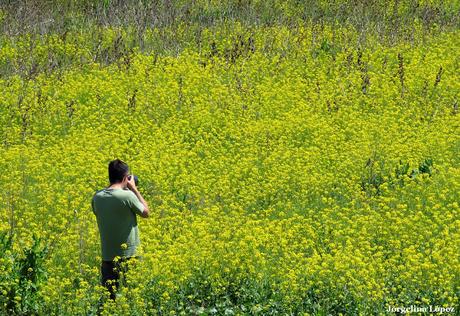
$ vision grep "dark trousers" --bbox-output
[100,256,138,300]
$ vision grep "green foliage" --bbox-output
[0,232,49,315]
[0,3,459,314]
[145,266,286,315]
[361,156,436,197]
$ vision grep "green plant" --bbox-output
[0,232,49,315]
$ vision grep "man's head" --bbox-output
[108,159,130,185]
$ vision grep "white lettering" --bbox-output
[388,305,455,314]
[430,305,455,313]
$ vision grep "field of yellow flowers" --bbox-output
[0,18,459,315]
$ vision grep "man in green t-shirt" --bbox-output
[91,159,150,300]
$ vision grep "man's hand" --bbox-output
[127,175,137,191]
[127,174,150,218]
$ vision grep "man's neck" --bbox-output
[107,183,125,190]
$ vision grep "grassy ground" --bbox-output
[0,1,459,315]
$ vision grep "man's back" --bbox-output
[92,188,145,261]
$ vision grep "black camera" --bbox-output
[128,174,139,186]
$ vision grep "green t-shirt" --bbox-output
[91,188,145,261]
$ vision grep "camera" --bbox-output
[128,174,139,186]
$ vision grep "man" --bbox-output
[91,159,150,300]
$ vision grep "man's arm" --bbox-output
[131,187,150,218]
[127,176,150,218]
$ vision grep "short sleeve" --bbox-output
[126,191,145,216]
[91,196,96,215]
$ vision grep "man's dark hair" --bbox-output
[108,159,129,184]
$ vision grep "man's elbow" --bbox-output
[141,208,150,218]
